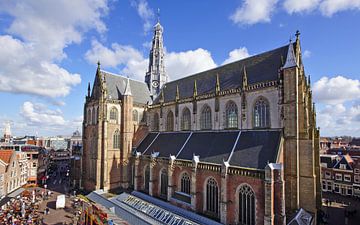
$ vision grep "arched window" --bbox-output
[87,109,91,124]
[181,173,190,194]
[200,105,212,130]
[113,129,120,149]
[254,97,270,128]
[206,178,219,216]
[133,110,138,122]
[181,108,191,131]
[166,111,174,131]
[239,184,255,225]
[160,169,168,197]
[110,107,118,121]
[153,113,159,131]
[225,101,238,129]
[144,166,150,193]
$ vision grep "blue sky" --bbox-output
[0,0,359,137]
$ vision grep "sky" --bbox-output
[0,0,359,137]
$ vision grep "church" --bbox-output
[81,20,321,225]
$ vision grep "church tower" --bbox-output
[145,18,167,99]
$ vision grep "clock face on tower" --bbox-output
[152,80,159,88]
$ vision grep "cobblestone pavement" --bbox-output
[39,162,80,225]
[322,192,360,225]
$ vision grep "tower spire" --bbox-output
[157,8,160,23]
[87,82,91,97]
[145,17,167,99]
[283,40,297,69]
[124,77,132,96]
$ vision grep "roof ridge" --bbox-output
[163,44,289,86]
[100,70,145,84]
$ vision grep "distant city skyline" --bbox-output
[0,0,359,136]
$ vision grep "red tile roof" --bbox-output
[0,149,14,164]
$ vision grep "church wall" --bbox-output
[226,174,265,225]
[218,94,242,130]
[245,87,280,129]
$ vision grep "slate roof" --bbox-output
[154,44,293,104]
[333,155,353,170]
[135,130,282,169]
[229,130,282,169]
[320,155,338,168]
[100,70,151,104]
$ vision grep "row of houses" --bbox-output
[321,154,360,197]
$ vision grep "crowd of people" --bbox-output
[0,189,43,224]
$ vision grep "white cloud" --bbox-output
[303,50,312,58]
[16,101,83,135]
[21,101,66,126]
[222,47,250,65]
[283,0,320,14]
[230,0,278,25]
[85,40,217,81]
[313,76,360,104]
[0,0,109,98]
[317,103,360,136]
[283,0,360,16]
[131,0,154,33]
[166,49,217,80]
[320,0,360,16]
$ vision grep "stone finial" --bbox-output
[283,41,297,69]
[87,82,91,97]
[160,89,164,103]
[175,84,180,101]
[215,73,220,95]
[193,80,198,98]
[124,77,132,96]
[242,66,248,91]
[97,60,101,71]
[295,30,300,41]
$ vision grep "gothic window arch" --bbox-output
[110,107,118,122]
[153,113,160,131]
[113,129,120,149]
[144,166,150,193]
[200,105,212,130]
[205,177,219,216]
[180,172,190,194]
[160,169,168,197]
[181,107,191,131]
[225,101,238,129]
[87,108,91,124]
[253,97,270,128]
[133,109,138,122]
[238,184,256,225]
[166,111,174,131]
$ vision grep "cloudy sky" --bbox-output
[0,0,359,137]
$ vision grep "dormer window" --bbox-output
[340,164,347,170]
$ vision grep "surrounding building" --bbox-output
[0,150,28,198]
[321,154,360,198]
[82,21,321,225]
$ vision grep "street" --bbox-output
[40,161,80,225]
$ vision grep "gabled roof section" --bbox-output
[0,149,14,165]
[228,130,282,169]
[135,130,282,169]
[153,44,292,104]
[333,155,353,170]
[99,70,151,104]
